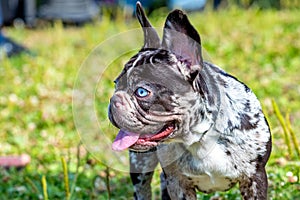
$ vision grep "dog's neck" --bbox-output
[185,61,257,145]
[186,61,264,155]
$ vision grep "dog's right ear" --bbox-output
[136,2,160,49]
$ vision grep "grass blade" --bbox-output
[61,156,70,200]
[105,167,111,200]
[286,113,300,158]
[271,99,293,158]
[70,142,81,198]
[41,175,48,200]
[25,177,39,194]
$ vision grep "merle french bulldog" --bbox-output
[108,2,271,200]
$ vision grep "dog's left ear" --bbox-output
[136,2,160,49]
[162,10,203,78]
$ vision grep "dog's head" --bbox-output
[109,2,210,152]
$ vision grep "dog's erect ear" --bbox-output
[162,10,203,74]
[136,2,160,49]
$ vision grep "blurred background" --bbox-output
[0,0,298,27]
[0,0,300,199]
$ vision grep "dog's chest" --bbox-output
[179,144,239,191]
[161,133,251,193]
[188,174,237,193]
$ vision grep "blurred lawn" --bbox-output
[0,7,300,199]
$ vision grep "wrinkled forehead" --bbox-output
[116,49,191,92]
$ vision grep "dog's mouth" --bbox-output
[112,122,175,152]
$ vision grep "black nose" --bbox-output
[108,104,120,129]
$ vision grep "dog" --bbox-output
[108,2,271,199]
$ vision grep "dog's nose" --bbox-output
[113,101,123,109]
[111,92,127,109]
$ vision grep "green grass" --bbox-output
[1,7,300,199]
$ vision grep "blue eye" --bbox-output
[135,87,150,98]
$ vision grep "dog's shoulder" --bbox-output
[200,62,266,132]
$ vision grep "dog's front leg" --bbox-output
[162,166,197,200]
[130,150,159,200]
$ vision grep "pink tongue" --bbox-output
[112,130,140,151]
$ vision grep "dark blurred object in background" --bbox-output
[38,0,99,24]
[0,0,36,27]
[0,0,30,58]
[0,34,29,58]
[213,0,222,10]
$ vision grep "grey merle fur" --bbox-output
[108,2,271,200]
